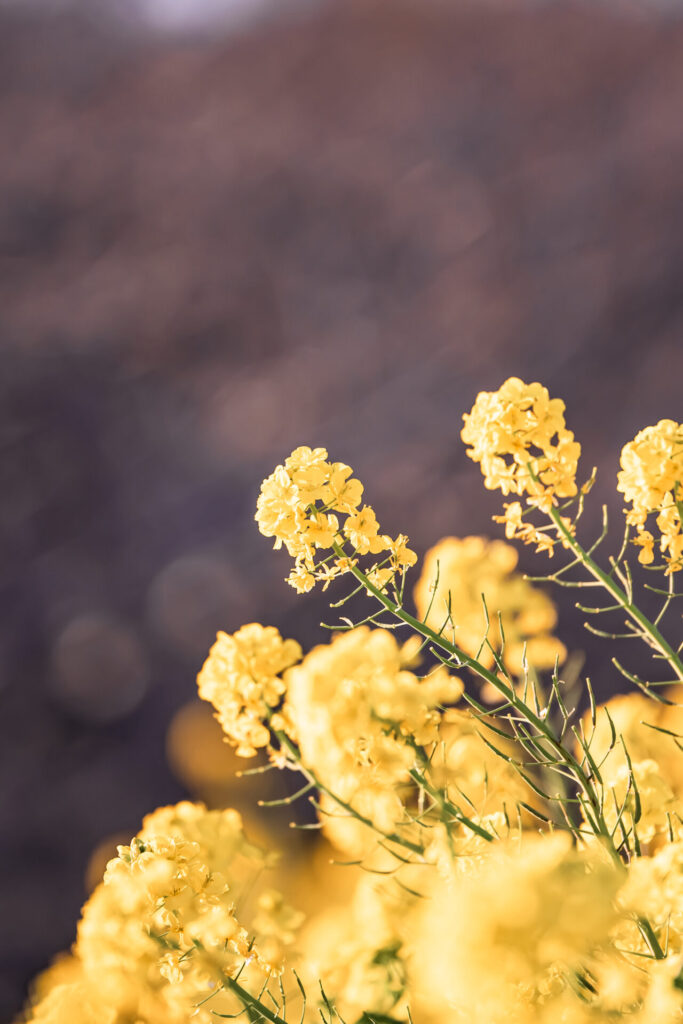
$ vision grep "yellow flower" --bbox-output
[365,564,395,593]
[427,708,534,828]
[25,803,287,1024]
[601,758,679,846]
[257,448,417,590]
[284,445,330,494]
[343,505,384,554]
[384,533,418,569]
[462,378,581,504]
[413,833,623,1021]
[280,627,461,851]
[295,871,410,1024]
[633,529,655,565]
[305,511,340,548]
[617,419,683,573]
[325,462,365,512]
[414,536,566,673]
[287,561,316,593]
[581,691,683,826]
[197,624,302,756]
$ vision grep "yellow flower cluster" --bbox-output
[256,446,416,591]
[299,823,683,1024]
[280,626,462,852]
[23,803,297,1024]
[582,691,683,852]
[603,758,679,846]
[617,419,683,573]
[301,830,683,1024]
[461,377,581,503]
[297,872,409,1024]
[426,709,533,832]
[414,535,566,673]
[22,694,683,1024]
[462,378,581,553]
[412,833,633,1024]
[625,840,683,955]
[197,624,302,756]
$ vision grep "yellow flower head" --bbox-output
[461,377,581,507]
[197,624,302,757]
[296,872,410,1024]
[617,419,683,573]
[256,447,416,591]
[26,803,289,1024]
[30,982,115,1024]
[280,627,461,850]
[414,535,566,674]
[413,833,623,1021]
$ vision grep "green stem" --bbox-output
[224,976,289,1024]
[637,916,666,960]
[407,767,494,842]
[547,507,683,682]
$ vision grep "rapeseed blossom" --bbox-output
[461,377,581,504]
[462,378,581,552]
[413,833,623,1021]
[617,419,683,572]
[280,626,462,852]
[197,624,301,756]
[23,803,295,1024]
[581,692,683,851]
[296,872,410,1024]
[414,535,566,672]
[256,446,416,591]
[426,708,532,829]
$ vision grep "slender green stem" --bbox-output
[547,507,683,681]
[637,916,666,961]
[224,976,289,1024]
[407,767,494,842]
[405,737,494,842]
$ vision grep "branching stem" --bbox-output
[546,506,683,681]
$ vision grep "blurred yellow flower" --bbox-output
[617,419,683,572]
[414,535,566,673]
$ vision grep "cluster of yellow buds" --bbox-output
[197,624,302,756]
[461,377,581,506]
[25,803,290,1024]
[617,419,683,573]
[461,378,580,554]
[256,446,416,592]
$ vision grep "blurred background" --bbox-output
[2,0,683,1017]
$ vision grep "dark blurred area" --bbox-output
[2,0,683,1016]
